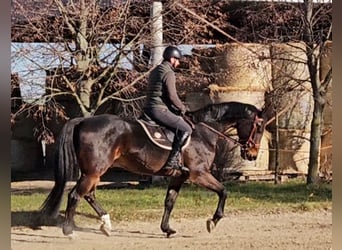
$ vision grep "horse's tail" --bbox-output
[40,117,83,218]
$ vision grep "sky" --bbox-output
[11,42,137,100]
[11,42,205,101]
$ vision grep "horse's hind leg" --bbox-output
[63,184,80,236]
[194,172,227,233]
[84,190,112,236]
[62,174,101,236]
[160,175,187,237]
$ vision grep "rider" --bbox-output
[143,45,192,173]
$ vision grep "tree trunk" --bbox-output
[303,0,325,184]
[307,94,324,184]
[79,79,93,117]
[75,0,93,117]
[306,46,325,184]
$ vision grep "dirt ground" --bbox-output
[11,181,332,250]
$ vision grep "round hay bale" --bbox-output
[267,42,314,174]
[320,128,332,179]
[323,83,332,129]
[209,89,265,110]
[185,92,212,111]
[270,42,313,128]
[212,43,272,90]
[186,43,272,109]
[319,41,332,177]
[320,41,332,82]
[269,129,310,174]
[320,41,332,129]
[205,43,272,109]
[269,42,313,130]
[271,42,311,89]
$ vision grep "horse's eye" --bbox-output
[257,119,264,127]
[256,119,264,132]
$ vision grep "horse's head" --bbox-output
[188,101,272,161]
[235,114,267,161]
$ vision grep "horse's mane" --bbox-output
[188,102,261,123]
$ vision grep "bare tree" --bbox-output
[302,0,332,184]
[11,0,230,143]
[11,0,156,143]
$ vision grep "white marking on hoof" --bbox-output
[100,214,112,236]
[67,232,77,240]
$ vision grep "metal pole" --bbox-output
[151,2,165,184]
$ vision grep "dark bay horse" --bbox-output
[40,101,272,237]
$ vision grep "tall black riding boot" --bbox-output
[162,131,190,173]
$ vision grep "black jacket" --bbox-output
[144,61,186,114]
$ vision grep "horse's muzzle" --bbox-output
[241,147,258,161]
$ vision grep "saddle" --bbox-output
[137,113,191,150]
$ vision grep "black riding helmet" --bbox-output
[163,46,182,61]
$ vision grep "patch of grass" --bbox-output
[11,179,331,227]
[222,180,332,212]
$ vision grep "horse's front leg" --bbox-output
[206,186,228,233]
[160,175,187,237]
[194,172,227,233]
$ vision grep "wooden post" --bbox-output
[151,1,163,66]
[151,1,166,184]
[274,111,280,184]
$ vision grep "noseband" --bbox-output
[241,115,264,150]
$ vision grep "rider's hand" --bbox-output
[180,108,186,116]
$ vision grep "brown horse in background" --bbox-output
[40,101,272,237]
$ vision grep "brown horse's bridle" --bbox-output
[243,115,264,150]
[198,114,264,150]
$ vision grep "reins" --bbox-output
[198,122,242,146]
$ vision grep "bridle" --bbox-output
[241,115,264,150]
[198,114,264,150]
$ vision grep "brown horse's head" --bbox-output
[188,101,273,162]
[235,114,266,161]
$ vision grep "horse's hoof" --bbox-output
[100,214,112,236]
[62,223,74,236]
[206,219,215,233]
[163,227,177,238]
[166,229,176,238]
[100,224,112,236]
[67,232,77,240]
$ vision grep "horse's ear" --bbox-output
[261,102,275,125]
